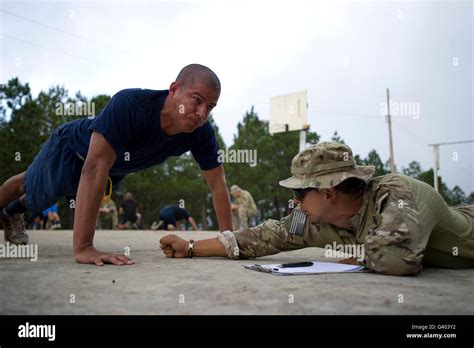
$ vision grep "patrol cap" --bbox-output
[230,185,241,193]
[279,142,375,189]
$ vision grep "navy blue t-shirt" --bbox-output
[66,89,220,176]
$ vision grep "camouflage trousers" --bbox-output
[96,211,118,230]
[232,207,256,229]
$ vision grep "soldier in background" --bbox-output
[96,198,118,230]
[118,192,141,230]
[230,185,257,229]
[42,202,61,230]
[151,205,198,231]
[160,142,474,276]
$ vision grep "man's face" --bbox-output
[170,81,220,133]
[294,189,335,224]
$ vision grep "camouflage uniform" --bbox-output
[230,185,257,229]
[96,199,119,230]
[217,142,474,276]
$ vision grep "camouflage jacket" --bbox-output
[234,190,257,213]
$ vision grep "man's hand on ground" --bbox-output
[159,234,188,258]
[74,246,134,266]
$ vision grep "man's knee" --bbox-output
[16,172,26,196]
[1,172,26,198]
[2,171,24,187]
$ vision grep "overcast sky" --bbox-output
[1,0,473,193]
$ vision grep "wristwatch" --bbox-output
[188,240,195,258]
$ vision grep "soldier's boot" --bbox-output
[151,220,164,230]
[1,211,29,244]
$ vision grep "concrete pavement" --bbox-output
[1,230,473,315]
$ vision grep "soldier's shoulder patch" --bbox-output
[288,209,307,237]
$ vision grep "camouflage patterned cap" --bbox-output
[279,142,375,189]
[230,185,241,193]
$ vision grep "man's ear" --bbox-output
[325,188,337,202]
[169,81,179,95]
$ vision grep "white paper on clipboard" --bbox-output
[243,261,367,275]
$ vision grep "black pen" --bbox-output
[279,261,313,268]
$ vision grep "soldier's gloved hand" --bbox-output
[159,234,189,258]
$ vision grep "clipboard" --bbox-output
[243,261,369,275]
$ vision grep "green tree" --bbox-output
[358,149,389,177]
[0,77,32,119]
[449,186,467,206]
[0,79,45,181]
[402,161,423,178]
[225,106,320,221]
[367,150,389,176]
[90,94,111,116]
[0,78,114,228]
[467,192,474,204]
[330,130,345,144]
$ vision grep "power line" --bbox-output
[391,119,429,147]
[1,32,121,70]
[318,111,382,119]
[0,8,133,57]
[392,119,474,187]
[429,140,474,146]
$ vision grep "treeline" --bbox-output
[1,78,472,229]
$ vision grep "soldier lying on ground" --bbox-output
[160,142,474,276]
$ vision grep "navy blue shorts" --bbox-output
[159,211,177,228]
[24,125,124,213]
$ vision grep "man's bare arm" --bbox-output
[73,132,134,266]
[202,165,233,231]
[160,235,227,258]
[188,217,199,231]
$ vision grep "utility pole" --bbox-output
[386,88,396,173]
[431,144,440,192]
[428,140,474,192]
[299,129,307,152]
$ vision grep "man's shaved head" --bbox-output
[176,64,221,92]
[165,64,221,134]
